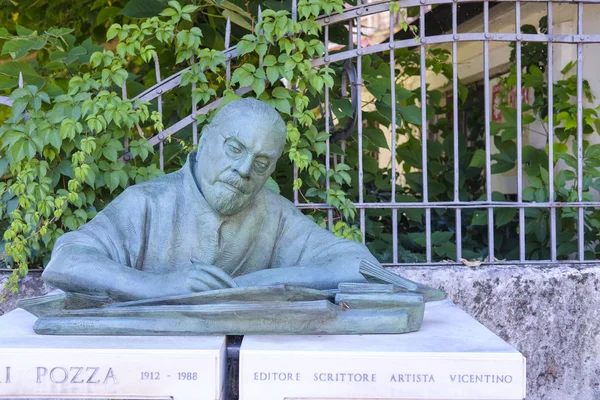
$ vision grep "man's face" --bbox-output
[196,117,283,216]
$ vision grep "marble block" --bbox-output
[0,309,227,400]
[239,300,526,400]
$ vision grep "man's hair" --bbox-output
[199,98,287,152]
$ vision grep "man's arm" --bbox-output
[235,196,446,301]
[42,190,235,302]
[42,194,171,301]
[233,262,367,289]
[43,243,166,301]
[233,200,372,290]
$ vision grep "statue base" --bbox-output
[0,300,525,399]
[239,300,526,400]
[0,308,227,400]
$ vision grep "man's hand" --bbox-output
[157,261,237,297]
[187,260,238,291]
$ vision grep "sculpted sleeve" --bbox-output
[42,189,146,296]
[268,199,379,271]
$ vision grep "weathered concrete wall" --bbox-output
[0,272,51,316]
[392,264,600,400]
[2,265,600,399]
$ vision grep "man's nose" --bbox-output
[233,154,254,178]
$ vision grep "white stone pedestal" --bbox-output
[0,309,227,400]
[239,300,526,400]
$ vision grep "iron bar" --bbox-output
[310,33,600,69]
[0,96,12,107]
[484,1,494,262]
[191,56,198,146]
[294,201,600,210]
[389,8,398,264]
[357,5,365,244]
[121,84,129,154]
[419,5,431,263]
[325,24,333,231]
[547,1,556,262]
[314,0,600,27]
[516,1,525,262]
[146,86,252,147]
[154,55,164,171]
[452,0,462,261]
[577,2,585,261]
[225,18,232,83]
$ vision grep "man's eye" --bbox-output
[254,161,268,172]
[228,144,242,154]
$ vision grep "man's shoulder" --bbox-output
[117,169,184,204]
[259,188,317,229]
[260,187,300,214]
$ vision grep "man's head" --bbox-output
[195,98,287,216]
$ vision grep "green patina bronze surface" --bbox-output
[20,98,445,335]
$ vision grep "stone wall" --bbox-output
[2,264,599,400]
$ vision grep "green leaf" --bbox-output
[0,158,8,177]
[2,38,46,60]
[266,66,280,84]
[471,210,488,226]
[527,176,542,189]
[431,231,453,246]
[0,62,45,89]
[585,144,600,159]
[398,105,422,125]
[252,77,265,97]
[272,87,291,99]
[97,7,122,25]
[364,127,389,150]
[221,10,252,31]
[469,149,486,168]
[121,0,167,17]
[495,208,516,227]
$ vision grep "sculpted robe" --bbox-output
[47,153,378,294]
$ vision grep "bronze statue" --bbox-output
[19,98,445,335]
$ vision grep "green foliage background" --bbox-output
[0,1,599,298]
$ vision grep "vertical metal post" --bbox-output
[154,55,164,171]
[576,2,585,260]
[121,84,129,154]
[357,5,365,244]
[225,18,232,83]
[325,24,334,232]
[420,5,431,262]
[547,2,556,261]
[389,7,398,264]
[516,1,525,262]
[18,72,28,122]
[292,0,297,22]
[483,1,494,262]
[191,56,198,146]
[258,6,264,68]
[452,0,462,261]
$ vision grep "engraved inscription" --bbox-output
[390,373,435,383]
[36,367,118,384]
[254,372,300,381]
[178,372,198,380]
[141,372,160,380]
[450,374,513,384]
[313,373,377,382]
[0,367,10,383]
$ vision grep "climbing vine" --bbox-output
[1,4,599,299]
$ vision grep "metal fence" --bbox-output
[4,0,600,268]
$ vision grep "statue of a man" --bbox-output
[42,98,443,303]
